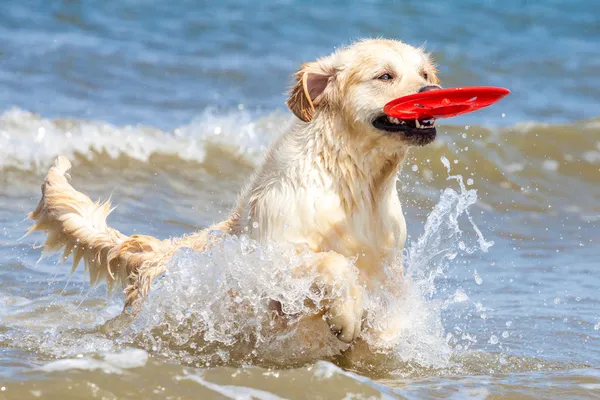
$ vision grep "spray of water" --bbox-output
[112,157,494,369]
[1,156,493,373]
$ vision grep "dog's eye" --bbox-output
[377,73,393,81]
[422,72,429,80]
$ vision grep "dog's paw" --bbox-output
[325,288,364,343]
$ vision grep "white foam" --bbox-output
[103,349,149,369]
[177,372,286,400]
[503,162,525,173]
[41,358,124,374]
[542,159,559,171]
[0,107,289,171]
[312,361,341,380]
[581,383,600,390]
[41,349,148,374]
[582,151,600,163]
[312,361,399,399]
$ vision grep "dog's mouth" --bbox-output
[372,115,437,146]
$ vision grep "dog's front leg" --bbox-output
[310,252,364,343]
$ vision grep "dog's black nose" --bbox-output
[419,85,442,93]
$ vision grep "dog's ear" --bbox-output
[287,61,335,122]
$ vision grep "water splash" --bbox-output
[1,156,494,374]
[119,233,347,367]
[102,157,493,370]
[406,156,493,291]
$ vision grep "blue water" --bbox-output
[1,2,600,398]
[1,0,599,130]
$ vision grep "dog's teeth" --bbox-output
[392,117,400,124]
[415,119,421,128]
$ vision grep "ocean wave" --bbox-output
[0,107,289,172]
[2,107,598,172]
[2,107,599,216]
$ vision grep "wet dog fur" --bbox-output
[27,38,440,344]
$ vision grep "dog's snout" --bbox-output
[418,85,442,93]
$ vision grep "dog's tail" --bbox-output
[27,156,172,306]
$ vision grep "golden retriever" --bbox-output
[27,38,440,345]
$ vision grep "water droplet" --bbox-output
[473,270,482,285]
[412,164,418,172]
[502,331,509,338]
[453,289,468,303]
[35,127,46,142]
[489,335,499,344]
[462,133,467,138]
[543,159,559,171]
[506,320,513,327]
[214,126,222,135]
[501,113,506,118]
[467,178,474,185]
[554,297,560,304]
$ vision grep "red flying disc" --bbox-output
[383,86,510,120]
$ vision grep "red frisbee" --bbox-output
[383,86,510,120]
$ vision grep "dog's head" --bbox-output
[287,39,441,148]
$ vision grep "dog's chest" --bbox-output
[307,190,406,277]
[250,183,406,278]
